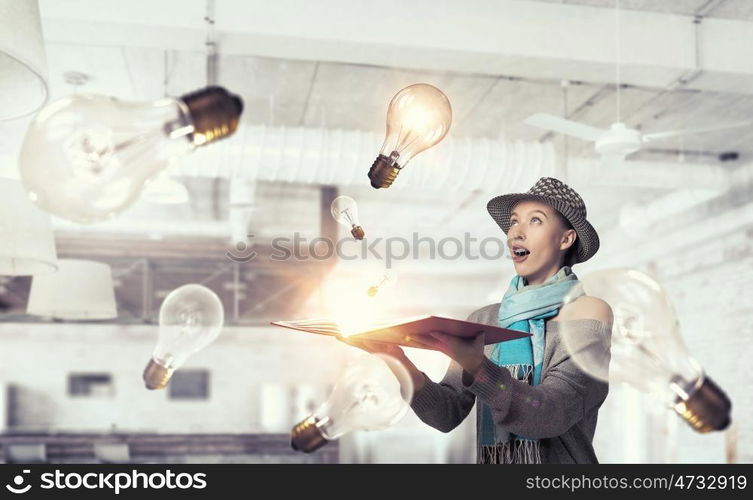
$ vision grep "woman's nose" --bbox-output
[509,227,525,240]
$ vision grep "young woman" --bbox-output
[344,176,614,464]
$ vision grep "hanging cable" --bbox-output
[205,0,217,86]
[615,0,621,123]
[561,79,570,180]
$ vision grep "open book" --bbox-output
[270,315,530,350]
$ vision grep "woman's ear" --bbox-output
[560,228,577,251]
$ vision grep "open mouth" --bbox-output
[512,247,531,261]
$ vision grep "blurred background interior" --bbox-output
[0,0,752,463]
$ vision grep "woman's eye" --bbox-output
[532,217,541,223]
[510,220,517,225]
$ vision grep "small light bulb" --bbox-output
[367,268,398,297]
[331,195,365,240]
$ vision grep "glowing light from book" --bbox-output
[290,352,414,452]
[323,270,381,337]
[559,268,730,433]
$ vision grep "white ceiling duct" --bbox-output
[616,158,753,240]
[0,0,48,120]
[178,124,558,193]
[567,158,732,192]
[619,188,722,240]
[593,159,753,268]
[177,124,735,193]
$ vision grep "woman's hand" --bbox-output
[337,336,405,359]
[336,336,428,391]
[417,331,487,377]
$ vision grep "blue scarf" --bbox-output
[478,265,583,463]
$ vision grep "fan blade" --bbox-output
[600,152,628,167]
[642,120,753,142]
[524,113,605,142]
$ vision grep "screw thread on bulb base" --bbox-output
[368,154,401,189]
[180,86,244,147]
[290,415,329,453]
[674,376,731,433]
[143,359,172,390]
[351,225,365,240]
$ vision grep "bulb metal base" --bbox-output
[350,225,365,240]
[674,376,731,433]
[368,154,401,188]
[143,359,172,390]
[290,415,329,453]
[180,86,244,146]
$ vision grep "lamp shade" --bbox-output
[27,259,118,320]
[0,0,49,120]
[0,177,58,275]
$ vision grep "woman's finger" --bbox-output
[409,334,446,351]
[429,331,462,348]
[362,340,393,352]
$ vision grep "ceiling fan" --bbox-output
[523,0,753,163]
[523,113,753,162]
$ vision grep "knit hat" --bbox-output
[486,177,599,263]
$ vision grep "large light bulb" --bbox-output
[142,171,189,205]
[330,195,365,240]
[143,284,224,390]
[290,353,414,453]
[368,83,452,188]
[560,268,731,433]
[19,86,243,223]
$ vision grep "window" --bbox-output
[68,374,114,397]
[168,370,210,400]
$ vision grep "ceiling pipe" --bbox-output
[567,158,731,191]
[177,124,734,191]
[179,124,557,192]
[590,159,753,269]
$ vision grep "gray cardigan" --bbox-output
[410,303,611,464]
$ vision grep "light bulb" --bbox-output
[367,268,398,297]
[290,353,414,453]
[560,268,731,433]
[142,171,189,205]
[330,195,365,240]
[368,83,452,188]
[19,86,243,223]
[143,284,224,390]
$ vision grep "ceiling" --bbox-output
[527,0,753,21]
[2,0,753,319]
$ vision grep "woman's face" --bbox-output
[507,200,576,282]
